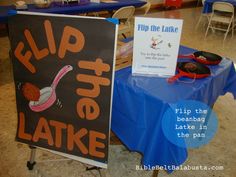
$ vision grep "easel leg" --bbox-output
[27,146,36,170]
[152,170,159,177]
[98,168,107,177]
[86,166,98,170]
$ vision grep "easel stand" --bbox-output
[152,170,159,177]
[27,146,158,177]
[27,146,36,170]
[26,146,107,177]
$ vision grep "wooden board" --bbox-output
[115,40,133,71]
[115,54,132,71]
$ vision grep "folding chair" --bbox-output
[112,6,135,38]
[134,0,151,16]
[205,2,234,42]
[195,0,211,29]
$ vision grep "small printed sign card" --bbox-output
[132,17,183,77]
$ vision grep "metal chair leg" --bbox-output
[231,21,234,38]
[204,25,210,38]
[223,22,232,42]
[195,15,203,30]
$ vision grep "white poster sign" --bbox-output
[132,17,183,77]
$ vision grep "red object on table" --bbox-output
[165,0,182,8]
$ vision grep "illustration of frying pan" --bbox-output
[167,62,211,83]
[178,51,222,65]
[29,65,73,112]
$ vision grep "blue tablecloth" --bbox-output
[203,0,236,13]
[111,45,236,170]
[0,0,145,23]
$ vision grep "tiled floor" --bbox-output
[0,7,236,177]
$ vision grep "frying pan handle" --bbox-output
[167,73,183,84]
[178,54,195,59]
[52,65,73,89]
